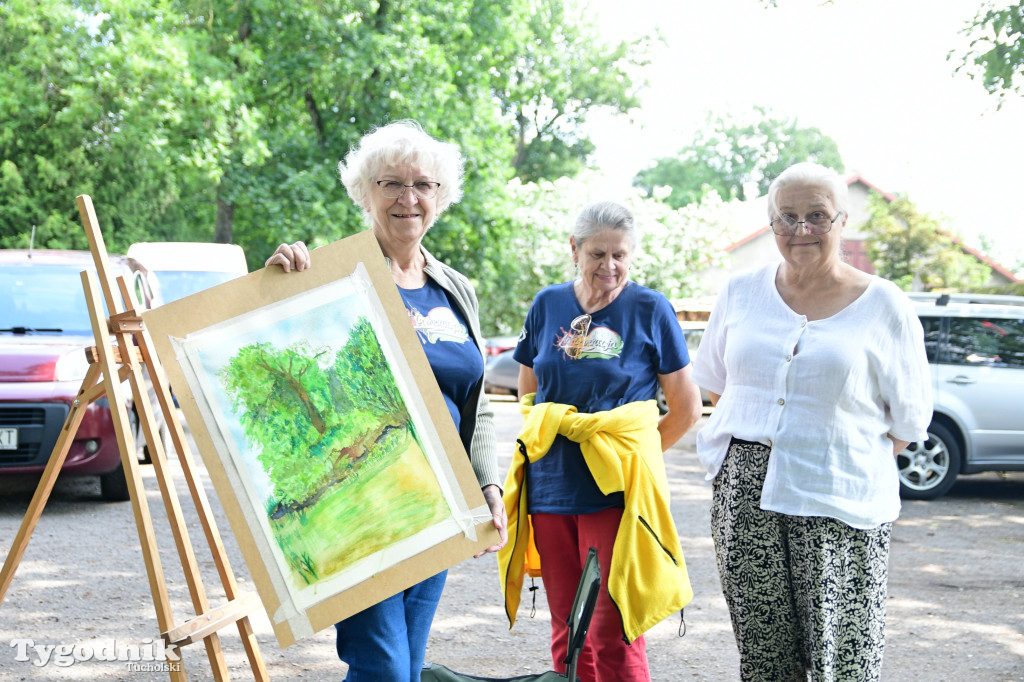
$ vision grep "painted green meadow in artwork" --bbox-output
[217,316,449,589]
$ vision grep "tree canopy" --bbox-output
[218,321,405,508]
[0,0,643,266]
[861,192,992,292]
[953,1,1024,107]
[632,108,845,209]
[495,0,649,182]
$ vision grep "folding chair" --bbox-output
[422,547,602,682]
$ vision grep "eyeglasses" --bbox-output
[375,180,441,199]
[770,211,842,236]
[566,314,591,359]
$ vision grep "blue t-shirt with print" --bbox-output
[513,281,689,514]
[399,279,483,431]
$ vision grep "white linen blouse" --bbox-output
[692,263,933,529]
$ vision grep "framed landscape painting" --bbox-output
[143,230,498,648]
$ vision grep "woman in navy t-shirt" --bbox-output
[266,120,506,682]
[511,201,703,682]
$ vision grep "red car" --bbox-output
[0,249,161,500]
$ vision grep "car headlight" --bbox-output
[55,348,90,382]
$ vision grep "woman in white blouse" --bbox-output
[691,162,932,682]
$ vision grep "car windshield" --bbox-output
[155,270,240,303]
[0,263,102,334]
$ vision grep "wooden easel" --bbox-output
[0,195,269,681]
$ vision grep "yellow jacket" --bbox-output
[497,394,692,643]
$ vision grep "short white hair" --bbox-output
[767,161,849,219]
[572,201,639,251]
[338,120,465,225]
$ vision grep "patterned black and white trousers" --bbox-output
[711,438,891,682]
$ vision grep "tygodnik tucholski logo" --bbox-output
[9,637,181,672]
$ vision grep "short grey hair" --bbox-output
[766,161,849,220]
[572,201,639,251]
[338,120,465,225]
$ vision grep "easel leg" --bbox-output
[118,264,269,681]
[81,271,189,682]
[0,365,100,607]
[3,194,269,682]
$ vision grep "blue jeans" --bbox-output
[335,570,447,682]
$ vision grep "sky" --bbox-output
[581,0,1024,273]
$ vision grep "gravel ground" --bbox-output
[1,395,1023,681]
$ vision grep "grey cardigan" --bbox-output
[386,247,501,490]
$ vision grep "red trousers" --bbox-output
[532,508,651,682]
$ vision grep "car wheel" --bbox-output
[897,423,962,500]
[655,386,668,415]
[99,460,132,502]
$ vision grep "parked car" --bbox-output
[484,335,519,357]
[484,334,522,396]
[126,241,248,304]
[0,250,161,501]
[484,348,520,397]
[656,321,711,413]
[898,292,1024,499]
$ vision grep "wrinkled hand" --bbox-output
[474,484,507,557]
[265,241,310,272]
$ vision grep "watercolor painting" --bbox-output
[174,269,470,598]
[213,312,448,590]
[142,231,498,647]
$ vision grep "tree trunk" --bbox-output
[305,89,325,146]
[286,375,327,435]
[214,196,234,244]
[512,109,529,173]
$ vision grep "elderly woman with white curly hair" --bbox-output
[266,120,507,682]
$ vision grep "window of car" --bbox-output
[0,264,98,334]
[945,316,1024,368]
[919,316,943,363]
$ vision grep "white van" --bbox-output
[127,242,248,304]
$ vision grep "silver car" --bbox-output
[656,321,711,413]
[900,292,1024,499]
[484,348,520,397]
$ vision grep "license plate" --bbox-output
[0,427,17,450]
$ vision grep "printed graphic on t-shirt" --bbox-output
[407,306,470,345]
[555,323,623,360]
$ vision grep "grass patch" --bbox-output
[268,434,449,588]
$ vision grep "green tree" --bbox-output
[494,0,648,182]
[633,108,845,209]
[219,339,387,506]
[628,189,730,300]
[953,2,1024,107]
[861,192,992,292]
[334,318,406,421]
[220,341,337,504]
[0,0,270,250]
[0,0,647,276]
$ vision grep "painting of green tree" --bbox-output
[218,315,450,589]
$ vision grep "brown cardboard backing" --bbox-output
[143,230,498,647]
